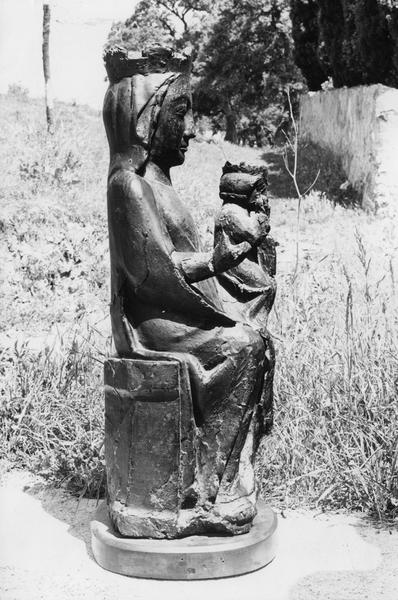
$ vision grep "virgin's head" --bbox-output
[103,46,194,174]
[149,73,195,168]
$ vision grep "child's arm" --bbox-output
[174,235,251,283]
[218,204,266,246]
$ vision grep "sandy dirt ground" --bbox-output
[0,470,397,600]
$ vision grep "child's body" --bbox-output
[214,162,277,333]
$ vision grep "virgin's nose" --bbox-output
[183,109,196,141]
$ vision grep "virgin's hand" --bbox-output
[213,232,251,273]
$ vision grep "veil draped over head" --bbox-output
[103,71,179,176]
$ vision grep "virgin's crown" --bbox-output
[104,45,192,83]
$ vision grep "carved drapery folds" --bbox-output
[103,46,276,539]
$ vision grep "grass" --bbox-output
[258,223,398,518]
[0,90,397,521]
[1,331,106,496]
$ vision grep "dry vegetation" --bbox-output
[1,89,397,520]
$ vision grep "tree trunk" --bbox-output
[42,2,54,133]
[224,111,238,144]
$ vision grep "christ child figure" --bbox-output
[214,161,277,334]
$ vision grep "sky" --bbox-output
[0,0,138,108]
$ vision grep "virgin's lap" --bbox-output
[137,317,265,368]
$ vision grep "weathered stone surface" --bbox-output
[104,358,263,539]
[215,161,276,336]
[104,359,181,512]
[100,45,277,542]
[105,359,187,537]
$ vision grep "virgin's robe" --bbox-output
[107,165,269,504]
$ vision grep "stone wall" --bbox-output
[300,85,398,210]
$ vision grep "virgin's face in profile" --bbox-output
[150,74,195,169]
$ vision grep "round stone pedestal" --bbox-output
[91,501,277,580]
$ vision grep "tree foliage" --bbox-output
[355,0,395,85]
[195,0,302,142]
[106,1,174,51]
[106,0,215,54]
[291,0,398,89]
[386,1,398,78]
[289,0,328,90]
[105,0,303,144]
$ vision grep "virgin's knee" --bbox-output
[229,323,265,359]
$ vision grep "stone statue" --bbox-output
[102,46,276,540]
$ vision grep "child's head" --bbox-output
[219,162,268,210]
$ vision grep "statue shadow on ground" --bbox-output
[8,478,388,599]
[23,480,102,563]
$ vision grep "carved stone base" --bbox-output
[90,501,277,580]
[104,357,260,538]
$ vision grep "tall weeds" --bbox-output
[257,231,398,520]
[0,330,106,496]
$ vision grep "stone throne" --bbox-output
[104,352,199,538]
[91,45,277,579]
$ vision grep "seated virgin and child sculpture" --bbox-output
[102,46,277,539]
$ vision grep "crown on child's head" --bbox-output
[222,161,267,180]
[219,161,268,205]
[104,45,192,83]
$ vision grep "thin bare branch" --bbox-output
[281,129,295,152]
[282,151,294,179]
[302,169,321,196]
